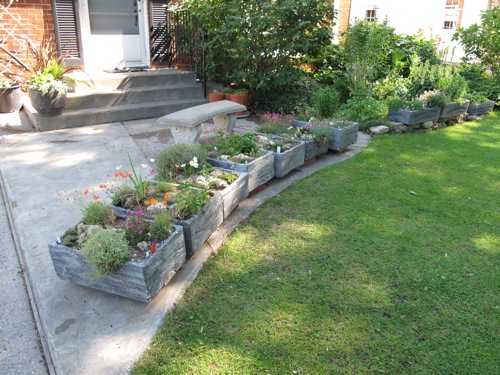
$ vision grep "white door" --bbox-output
[80,0,150,69]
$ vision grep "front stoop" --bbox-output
[24,68,209,131]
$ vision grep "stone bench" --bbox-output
[157,100,247,144]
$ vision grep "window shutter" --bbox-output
[52,0,83,66]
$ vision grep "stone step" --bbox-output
[24,97,208,132]
[69,68,198,91]
[65,83,204,110]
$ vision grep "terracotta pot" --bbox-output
[227,93,247,115]
[208,91,225,103]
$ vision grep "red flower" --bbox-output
[150,243,156,254]
[98,184,106,189]
[84,188,89,195]
[93,195,99,200]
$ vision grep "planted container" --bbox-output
[48,225,186,303]
[214,171,249,219]
[291,120,329,160]
[329,122,359,151]
[29,88,66,116]
[439,100,470,119]
[388,107,440,125]
[0,83,23,113]
[467,101,495,116]
[208,151,275,192]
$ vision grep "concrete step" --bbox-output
[69,68,198,91]
[65,83,204,110]
[25,97,208,132]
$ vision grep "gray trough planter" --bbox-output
[329,122,359,151]
[467,101,495,116]
[271,139,305,178]
[388,107,440,125]
[173,193,224,258]
[48,225,186,303]
[291,120,329,160]
[208,151,275,192]
[439,100,470,119]
[214,171,249,219]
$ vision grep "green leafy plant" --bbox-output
[174,188,211,220]
[339,95,388,128]
[149,210,174,243]
[294,125,332,146]
[436,73,469,103]
[203,131,261,159]
[419,90,450,108]
[115,154,153,199]
[81,228,132,276]
[312,87,341,118]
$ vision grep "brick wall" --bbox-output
[337,0,352,35]
[489,0,500,8]
[0,0,56,79]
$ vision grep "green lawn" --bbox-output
[133,113,500,374]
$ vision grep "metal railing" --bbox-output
[150,9,207,97]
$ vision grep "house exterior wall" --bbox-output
[336,0,491,62]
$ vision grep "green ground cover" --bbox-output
[133,114,500,374]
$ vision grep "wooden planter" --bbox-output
[48,225,186,302]
[329,122,359,151]
[0,83,23,113]
[439,100,470,119]
[208,151,275,192]
[388,107,440,125]
[467,101,495,116]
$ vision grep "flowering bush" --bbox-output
[124,210,150,246]
[419,90,450,108]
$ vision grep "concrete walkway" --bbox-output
[0,111,370,374]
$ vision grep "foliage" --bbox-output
[149,210,174,243]
[115,154,154,199]
[179,0,335,93]
[294,125,332,146]
[124,210,150,247]
[258,112,294,134]
[405,60,452,99]
[312,87,341,118]
[373,75,407,101]
[82,202,116,227]
[174,188,211,220]
[465,92,490,104]
[155,144,208,181]
[386,97,426,111]
[458,63,500,104]
[203,131,261,158]
[339,94,387,128]
[419,90,450,108]
[252,75,321,114]
[406,99,426,110]
[386,97,405,110]
[81,228,131,276]
[453,7,500,75]
[436,73,469,103]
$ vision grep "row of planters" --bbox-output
[49,124,360,303]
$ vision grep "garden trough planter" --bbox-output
[329,122,359,151]
[467,101,495,116]
[208,151,275,192]
[439,100,470,119]
[271,139,305,178]
[48,225,186,303]
[214,171,249,219]
[388,107,440,125]
[173,193,224,258]
[291,120,329,160]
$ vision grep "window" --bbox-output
[365,9,377,22]
[443,0,461,30]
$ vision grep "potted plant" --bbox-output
[324,119,360,151]
[436,74,470,119]
[208,89,225,103]
[0,79,23,113]
[48,198,186,303]
[203,131,275,192]
[227,88,248,115]
[254,133,305,178]
[466,93,495,116]
[293,124,332,161]
[387,96,441,125]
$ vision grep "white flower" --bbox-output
[141,164,147,169]
[189,156,199,168]
[115,165,122,170]
[150,158,155,163]
[180,163,186,168]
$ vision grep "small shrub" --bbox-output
[312,87,341,118]
[386,97,405,110]
[406,100,426,110]
[155,144,208,180]
[150,210,173,243]
[82,202,115,227]
[340,95,387,127]
[81,228,131,276]
[111,185,137,206]
[203,131,261,158]
[436,74,469,102]
[419,90,450,108]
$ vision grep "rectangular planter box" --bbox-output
[303,140,329,161]
[388,107,440,125]
[215,171,249,219]
[329,122,359,151]
[48,225,186,303]
[440,100,470,119]
[208,151,275,192]
[467,101,495,116]
[273,139,305,178]
[173,193,224,258]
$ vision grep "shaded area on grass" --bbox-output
[133,113,500,374]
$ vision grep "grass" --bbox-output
[133,113,500,374]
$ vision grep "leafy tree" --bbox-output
[178,0,336,93]
[453,7,500,75]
